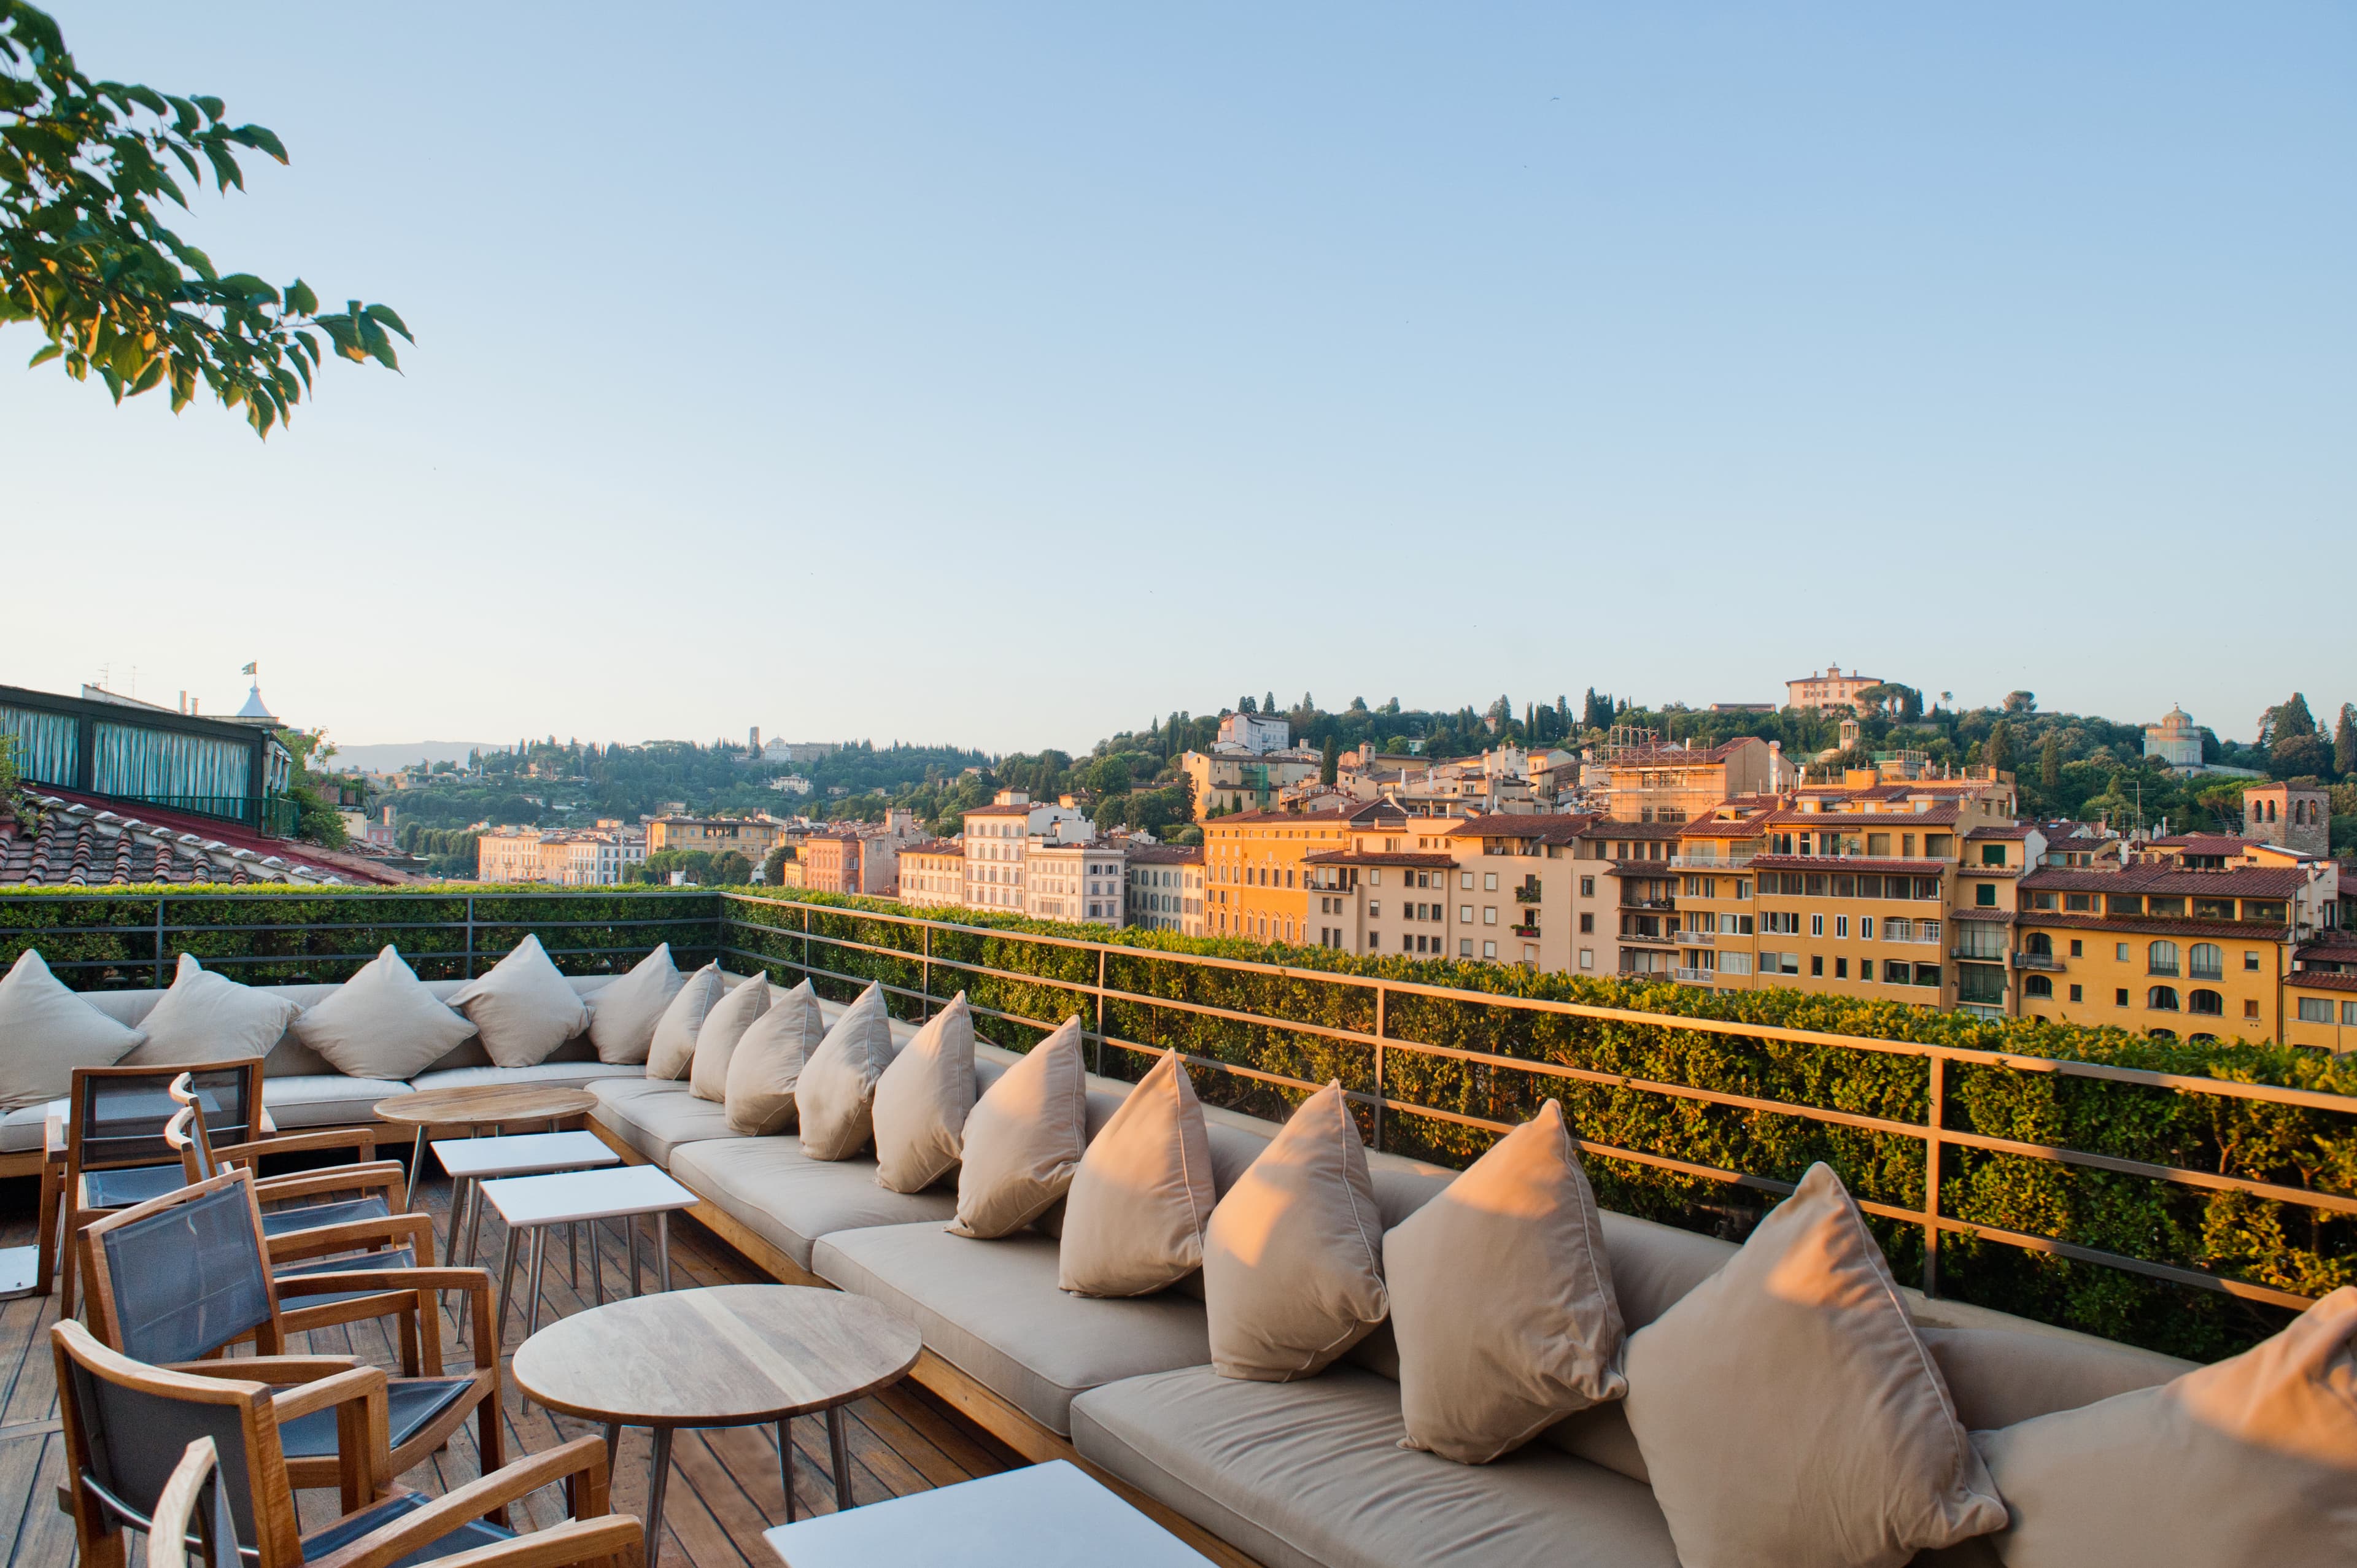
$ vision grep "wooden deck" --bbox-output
[0,1167,1019,1567]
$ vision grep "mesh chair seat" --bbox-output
[298,1488,514,1565]
[279,1377,475,1464]
[271,1246,418,1310]
[82,1163,189,1210]
[260,1194,392,1238]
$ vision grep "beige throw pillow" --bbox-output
[688,978,771,1102]
[445,935,591,1068]
[1385,1099,1627,1462]
[587,944,684,1065]
[120,952,299,1067]
[1059,1049,1215,1294]
[290,946,478,1081]
[644,963,726,1081]
[1623,1162,2006,1568]
[794,984,898,1161]
[872,993,978,1192]
[724,981,826,1135]
[1972,1284,2357,1568]
[1202,1081,1388,1381]
[952,1016,1089,1238]
[0,948,145,1110]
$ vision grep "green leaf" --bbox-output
[201,142,242,192]
[285,279,318,316]
[192,95,225,122]
[216,273,280,306]
[163,95,201,136]
[25,343,61,369]
[125,84,169,117]
[362,303,412,341]
[130,357,166,395]
[226,123,287,163]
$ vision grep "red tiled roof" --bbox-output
[2018,863,2315,897]
[1206,808,1363,827]
[963,803,1040,817]
[2147,834,2258,851]
[1951,908,2014,922]
[1676,819,1770,841]
[1966,825,2032,840]
[1761,805,1965,826]
[1304,851,1457,868]
[2289,971,2357,993]
[901,839,964,857]
[1444,813,1601,844]
[1125,844,1204,864]
[0,790,411,887]
[1592,820,1686,840]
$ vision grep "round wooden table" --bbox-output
[511,1284,924,1568]
[373,1083,600,1208]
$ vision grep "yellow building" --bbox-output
[1437,814,1609,970]
[2286,940,2357,1051]
[2012,860,2338,1042]
[1125,844,1207,936]
[646,814,797,859]
[1183,749,1323,821]
[1598,737,1786,825]
[1204,805,1377,946]
[1784,665,1885,713]
[898,839,966,910]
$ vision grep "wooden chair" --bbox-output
[56,1321,640,1568]
[79,1168,506,1502]
[59,1062,266,1318]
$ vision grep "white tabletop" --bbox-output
[761,1461,1213,1568]
[432,1130,620,1179]
[479,1164,697,1227]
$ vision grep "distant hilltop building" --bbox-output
[1785,664,1883,714]
[2243,781,2331,858]
[1215,711,1291,754]
[759,736,840,766]
[2143,706,2203,768]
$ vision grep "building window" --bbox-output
[1579,948,1594,970]
[1810,914,1824,937]
[2188,943,2223,980]
[2148,986,2180,1011]
[1883,960,1910,984]
[2299,997,2336,1024]
[1580,913,1593,933]
[1860,917,1876,941]
[1835,958,1848,979]
[1460,904,1473,924]
[1811,955,1824,976]
[2069,939,2083,958]
[2148,941,2180,976]
[2245,951,2261,971]
[2345,1001,2357,1025]
[2067,983,2082,1002]
[1975,883,1997,908]
[1483,941,1497,959]
[1483,906,1496,925]
[1835,916,1849,939]
[1460,938,1473,957]
[2025,974,2053,998]
[2187,989,2223,1016]
[2115,988,2129,1006]
[2244,998,2261,1019]
[1580,876,1595,897]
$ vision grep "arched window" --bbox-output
[2147,941,2179,976]
[2147,986,2180,1011]
[2189,1033,2216,1043]
[2024,974,2053,998]
[2026,932,2052,957]
[2188,943,2223,980]
[2188,989,2224,1016]
[2149,1027,2177,1040]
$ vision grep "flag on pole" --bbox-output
[241,662,257,675]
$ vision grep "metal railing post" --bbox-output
[153,895,166,987]
[464,895,476,979]
[1095,946,1107,1076]
[1373,983,1388,1153]
[1922,1054,1946,1297]
[922,924,933,1018]
[802,905,811,979]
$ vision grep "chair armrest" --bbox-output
[305,1436,615,1568]
[271,1365,390,1515]
[166,1355,364,1385]
[389,1515,644,1568]
[218,1126,384,1167]
[269,1364,389,1424]
[265,1213,437,1267]
[252,1163,406,1205]
[277,1267,496,1364]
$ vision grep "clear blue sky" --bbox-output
[5,4,2350,752]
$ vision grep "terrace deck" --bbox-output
[0,1168,1020,1567]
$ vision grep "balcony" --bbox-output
[1672,966,1716,984]
[1621,897,1676,911]
[1619,929,1677,946]
[2012,951,2061,971]
[1667,854,1755,870]
[1509,924,1540,939]
[1513,886,1542,905]
[1682,929,1716,946]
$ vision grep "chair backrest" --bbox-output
[81,1169,284,1367]
[72,1062,263,1176]
[52,1319,299,1567]
[164,1095,225,1186]
[149,1437,241,1568]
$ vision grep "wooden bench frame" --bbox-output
[584,1121,1265,1568]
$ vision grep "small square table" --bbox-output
[760,1459,1217,1567]
[479,1164,697,1340]
[432,1130,620,1335]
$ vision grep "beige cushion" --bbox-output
[644,963,725,1081]
[587,944,684,1065]
[813,1222,1212,1437]
[794,983,897,1161]
[871,993,977,1193]
[724,981,825,1135]
[1059,1050,1217,1296]
[951,1017,1088,1238]
[1069,1364,1681,1568]
[1919,1325,2189,1433]
[1386,1099,1627,1462]
[290,946,477,1081]
[1973,1284,2357,1568]
[669,1136,958,1271]
[119,952,298,1067]
[1203,1080,1388,1381]
[1623,1162,2005,1568]
[589,1078,740,1164]
[0,948,145,1110]
[687,976,769,1102]
[444,935,591,1069]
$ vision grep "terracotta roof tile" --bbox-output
[2018,863,2315,897]
[2014,911,2291,942]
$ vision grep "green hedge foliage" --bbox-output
[724,890,2356,1362]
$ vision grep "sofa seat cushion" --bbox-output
[264,1075,416,1129]
[590,1079,743,1164]
[667,1137,958,1272]
[406,1062,644,1095]
[1070,1365,1681,1568]
[0,1100,59,1155]
[812,1223,1212,1437]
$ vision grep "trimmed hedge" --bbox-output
[726,890,2357,1362]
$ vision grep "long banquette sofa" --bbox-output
[580,980,2210,1568]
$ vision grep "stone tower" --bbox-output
[2243,781,2330,857]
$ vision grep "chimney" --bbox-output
[179,690,187,714]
